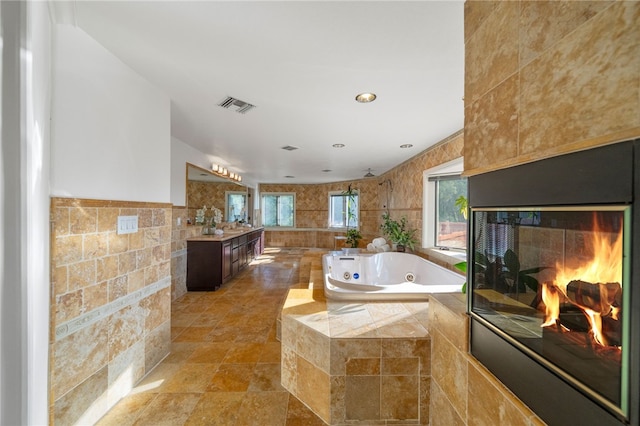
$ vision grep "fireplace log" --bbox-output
[565,280,622,315]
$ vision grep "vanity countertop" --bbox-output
[187,226,263,243]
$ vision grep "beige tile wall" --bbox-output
[170,206,206,301]
[50,198,172,424]
[186,180,245,221]
[260,130,464,255]
[464,1,640,176]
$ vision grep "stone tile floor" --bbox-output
[97,247,326,426]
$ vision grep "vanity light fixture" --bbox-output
[400,144,413,149]
[211,163,242,182]
[332,143,345,148]
[355,92,377,103]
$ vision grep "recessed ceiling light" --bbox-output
[400,144,413,149]
[355,92,377,103]
[285,175,295,178]
[281,145,299,151]
[322,169,332,173]
[332,143,345,148]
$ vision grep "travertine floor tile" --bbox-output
[184,392,244,426]
[132,393,201,425]
[186,341,232,363]
[248,363,284,392]
[96,392,156,426]
[206,363,256,392]
[236,391,290,426]
[160,363,219,393]
[172,326,216,342]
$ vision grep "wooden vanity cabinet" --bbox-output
[187,228,263,291]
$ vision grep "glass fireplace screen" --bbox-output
[470,206,630,412]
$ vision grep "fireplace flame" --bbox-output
[542,215,623,348]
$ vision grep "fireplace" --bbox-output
[467,140,639,425]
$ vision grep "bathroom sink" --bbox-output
[223,229,245,234]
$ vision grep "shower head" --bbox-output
[379,179,393,192]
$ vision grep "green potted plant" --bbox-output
[345,228,362,248]
[342,184,361,250]
[380,212,417,252]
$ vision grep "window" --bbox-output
[432,175,467,249]
[226,191,247,222]
[424,158,467,250]
[329,190,360,229]
[328,190,359,229]
[261,193,295,227]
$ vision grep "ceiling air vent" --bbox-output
[218,96,256,114]
[281,145,299,151]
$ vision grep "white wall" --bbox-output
[51,25,170,203]
[1,1,51,424]
[170,136,212,206]
[26,3,51,424]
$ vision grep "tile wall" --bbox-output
[428,294,544,426]
[260,130,464,254]
[186,180,244,222]
[50,198,172,424]
[464,1,640,176]
[443,1,640,424]
[170,206,206,301]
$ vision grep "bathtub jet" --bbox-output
[323,251,465,301]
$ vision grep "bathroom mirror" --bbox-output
[186,163,248,223]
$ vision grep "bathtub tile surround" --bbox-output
[50,198,172,425]
[281,252,432,424]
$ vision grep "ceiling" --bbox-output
[67,1,464,185]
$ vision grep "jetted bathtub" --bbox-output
[323,251,465,301]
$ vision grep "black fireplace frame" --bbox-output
[467,139,639,426]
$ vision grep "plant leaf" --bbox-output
[520,266,548,275]
[503,249,520,275]
[521,275,539,292]
[454,261,467,273]
[475,251,489,266]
